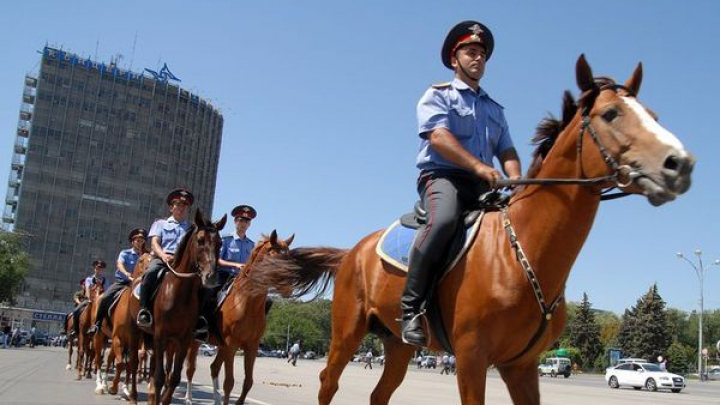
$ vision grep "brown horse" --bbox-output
[143,209,226,405]
[76,283,104,380]
[64,314,78,370]
[207,230,294,405]
[251,55,694,405]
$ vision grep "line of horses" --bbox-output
[65,209,296,405]
[63,56,693,405]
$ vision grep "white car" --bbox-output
[200,344,217,357]
[605,362,685,393]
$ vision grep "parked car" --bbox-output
[303,351,317,359]
[376,355,385,365]
[33,332,49,346]
[706,368,720,381]
[538,357,571,378]
[421,356,437,369]
[200,344,217,357]
[614,357,647,366]
[257,349,272,357]
[605,362,685,393]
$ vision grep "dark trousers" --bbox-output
[95,280,130,327]
[72,301,89,335]
[139,258,165,310]
[401,172,489,314]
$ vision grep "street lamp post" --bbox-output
[676,249,720,381]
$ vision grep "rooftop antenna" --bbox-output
[129,32,138,70]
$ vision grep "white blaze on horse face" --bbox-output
[621,97,687,155]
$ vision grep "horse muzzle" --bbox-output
[632,151,695,206]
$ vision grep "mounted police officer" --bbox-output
[217,205,257,286]
[89,228,147,334]
[400,20,522,346]
[136,188,194,328]
[69,260,107,336]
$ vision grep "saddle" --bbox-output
[376,191,509,353]
[132,268,167,301]
[215,277,237,309]
[107,286,128,319]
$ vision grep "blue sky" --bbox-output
[1,1,718,314]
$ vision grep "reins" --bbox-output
[495,83,642,201]
[162,225,219,279]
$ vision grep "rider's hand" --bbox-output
[163,252,174,263]
[474,164,503,186]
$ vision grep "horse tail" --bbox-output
[248,247,347,299]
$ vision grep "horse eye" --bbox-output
[602,108,619,122]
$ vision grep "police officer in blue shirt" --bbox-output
[89,228,147,334]
[137,188,194,328]
[400,20,522,346]
[70,260,107,335]
[217,205,257,286]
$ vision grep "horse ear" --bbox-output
[270,230,278,245]
[215,214,227,231]
[624,61,643,96]
[576,54,595,93]
[194,208,204,226]
[285,233,295,246]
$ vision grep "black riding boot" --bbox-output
[137,268,160,327]
[400,242,439,346]
[90,294,110,334]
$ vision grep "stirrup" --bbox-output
[87,325,98,334]
[137,309,153,328]
[195,316,208,334]
[400,311,427,346]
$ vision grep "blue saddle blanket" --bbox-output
[376,214,483,274]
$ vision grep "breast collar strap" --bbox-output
[501,207,564,363]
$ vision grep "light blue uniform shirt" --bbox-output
[114,248,141,282]
[219,233,255,276]
[84,275,108,290]
[416,78,514,172]
[148,216,192,255]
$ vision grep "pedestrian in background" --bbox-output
[364,350,373,370]
[288,340,301,366]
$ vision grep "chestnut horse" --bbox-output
[64,314,78,370]
[143,209,226,405]
[208,230,294,405]
[76,282,104,380]
[251,55,694,405]
[92,244,151,398]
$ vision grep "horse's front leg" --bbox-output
[236,346,256,405]
[454,338,490,405]
[497,360,541,405]
[161,343,188,405]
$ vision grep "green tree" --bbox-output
[666,340,692,374]
[618,284,672,361]
[569,292,603,369]
[596,311,621,348]
[665,307,691,346]
[0,231,29,305]
[263,299,332,354]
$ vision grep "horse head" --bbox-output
[573,54,694,205]
[174,208,227,288]
[245,230,294,272]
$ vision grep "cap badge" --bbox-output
[469,24,484,39]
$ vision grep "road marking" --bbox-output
[198,384,275,405]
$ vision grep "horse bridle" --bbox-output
[495,83,644,199]
[163,225,220,279]
[500,84,645,363]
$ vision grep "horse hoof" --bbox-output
[121,387,131,400]
[65,364,72,370]
[95,386,105,395]
[108,387,117,395]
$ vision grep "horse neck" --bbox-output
[509,117,603,297]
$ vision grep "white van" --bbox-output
[538,357,572,378]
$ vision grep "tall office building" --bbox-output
[3,46,223,313]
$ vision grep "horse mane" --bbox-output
[172,224,197,267]
[526,77,617,178]
[246,247,347,298]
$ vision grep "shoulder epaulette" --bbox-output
[431,82,452,89]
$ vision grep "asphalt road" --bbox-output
[1,346,719,405]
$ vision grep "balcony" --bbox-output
[25,76,37,87]
[8,179,20,188]
[23,94,35,104]
[19,111,31,121]
[2,215,14,224]
[17,127,29,137]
